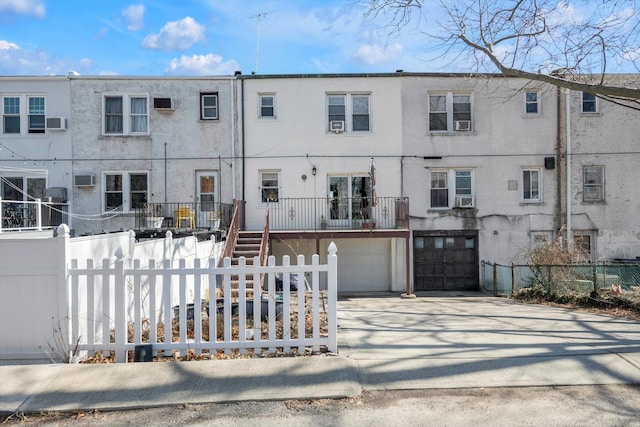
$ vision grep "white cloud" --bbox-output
[142,16,205,52]
[352,42,403,66]
[122,4,144,31]
[0,39,20,50]
[0,0,45,18]
[165,53,239,76]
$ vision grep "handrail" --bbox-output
[258,204,270,289]
[220,199,242,263]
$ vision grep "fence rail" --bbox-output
[68,244,338,363]
[482,261,640,296]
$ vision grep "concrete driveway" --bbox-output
[337,293,640,390]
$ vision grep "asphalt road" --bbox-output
[5,385,640,426]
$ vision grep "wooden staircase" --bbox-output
[229,231,263,298]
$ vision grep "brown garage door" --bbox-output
[413,231,478,291]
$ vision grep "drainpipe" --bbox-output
[565,88,572,249]
[555,88,562,234]
[230,79,236,200]
[240,77,246,201]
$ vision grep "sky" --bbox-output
[0,0,438,76]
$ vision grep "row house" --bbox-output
[1,72,638,293]
[67,75,239,236]
[0,76,72,228]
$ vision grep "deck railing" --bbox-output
[266,196,409,231]
[0,197,69,233]
[135,202,234,230]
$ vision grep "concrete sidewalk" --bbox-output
[2,294,640,415]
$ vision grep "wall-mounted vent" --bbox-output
[46,117,67,131]
[153,97,174,110]
[74,174,96,187]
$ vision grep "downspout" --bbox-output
[241,77,246,201]
[565,88,572,249]
[555,88,562,234]
[229,79,236,200]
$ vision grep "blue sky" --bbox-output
[0,0,437,76]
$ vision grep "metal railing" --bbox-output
[0,197,69,232]
[135,202,234,230]
[266,196,409,231]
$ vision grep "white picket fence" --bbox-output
[68,243,338,363]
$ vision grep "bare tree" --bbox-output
[364,0,640,106]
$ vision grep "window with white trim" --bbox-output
[583,165,604,202]
[428,92,472,132]
[103,172,148,213]
[260,170,280,203]
[259,94,275,118]
[581,92,598,113]
[429,169,475,208]
[525,91,540,114]
[2,95,47,135]
[28,96,45,133]
[326,93,370,133]
[522,168,542,202]
[201,93,218,120]
[103,94,148,135]
[3,96,20,134]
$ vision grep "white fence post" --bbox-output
[57,224,72,360]
[0,197,3,234]
[327,242,338,353]
[114,248,127,363]
[35,198,42,231]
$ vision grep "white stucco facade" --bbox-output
[69,76,239,235]
[0,76,73,209]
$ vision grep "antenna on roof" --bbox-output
[248,10,276,74]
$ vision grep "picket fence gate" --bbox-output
[68,243,338,363]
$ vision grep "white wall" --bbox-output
[0,76,72,208]
[401,75,559,265]
[567,77,640,260]
[69,76,239,235]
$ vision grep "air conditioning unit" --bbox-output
[153,97,174,110]
[454,120,471,131]
[43,187,68,203]
[330,120,345,133]
[46,117,67,131]
[455,195,474,208]
[74,174,96,187]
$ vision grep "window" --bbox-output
[429,92,472,132]
[574,233,593,257]
[103,95,148,135]
[582,92,597,113]
[28,96,45,133]
[522,168,541,202]
[3,97,20,134]
[260,171,279,203]
[201,93,218,120]
[525,91,540,114]
[326,93,370,132]
[259,94,275,118]
[429,169,475,208]
[430,171,448,208]
[583,165,604,202]
[103,172,148,212]
[129,97,148,133]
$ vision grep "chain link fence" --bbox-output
[482,261,640,297]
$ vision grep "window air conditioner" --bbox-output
[454,120,471,131]
[153,97,174,110]
[330,120,345,133]
[46,117,67,131]
[455,195,474,208]
[74,174,96,187]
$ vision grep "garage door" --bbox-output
[336,239,390,292]
[413,231,478,291]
